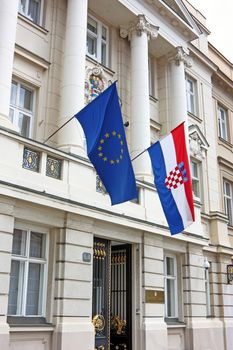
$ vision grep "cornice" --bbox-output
[189,44,217,72]
[145,0,200,41]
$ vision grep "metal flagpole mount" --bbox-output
[43,115,75,144]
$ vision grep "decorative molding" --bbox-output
[120,14,159,41]
[189,124,209,159]
[173,46,192,67]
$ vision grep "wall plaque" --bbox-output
[145,290,164,304]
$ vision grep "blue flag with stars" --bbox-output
[75,82,137,205]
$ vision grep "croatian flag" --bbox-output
[148,122,195,235]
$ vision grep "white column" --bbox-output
[169,47,191,130]
[120,15,159,179]
[58,0,88,155]
[0,0,18,130]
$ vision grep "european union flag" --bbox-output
[75,82,137,205]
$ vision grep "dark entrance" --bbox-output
[92,238,132,350]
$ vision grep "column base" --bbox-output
[143,319,168,350]
[53,321,94,350]
[185,318,224,350]
[0,322,10,350]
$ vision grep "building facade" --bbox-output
[0,0,233,349]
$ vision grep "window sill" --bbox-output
[218,137,233,149]
[7,316,52,328]
[165,318,186,328]
[188,111,202,123]
[18,13,48,35]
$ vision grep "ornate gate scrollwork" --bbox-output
[93,239,110,350]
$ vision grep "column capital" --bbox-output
[120,14,159,41]
[170,46,192,67]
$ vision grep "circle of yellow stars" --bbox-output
[97,130,124,165]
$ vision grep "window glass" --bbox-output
[87,17,97,34]
[30,232,46,258]
[102,26,107,40]
[18,113,31,138]
[223,180,233,225]
[191,160,200,198]
[12,229,27,256]
[28,0,41,25]
[166,256,174,276]
[218,106,228,141]
[8,228,47,316]
[86,15,108,66]
[87,35,97,57]
[10,82,17,105]
[26,263,41,315]
[19,0,42,25]
[164,255,178,319]
[186,77,196,115]
[166,279,176,317]
[8,261,24,315]
[19,86,33,111]
[101,42,106,66]
[9,81,34,138]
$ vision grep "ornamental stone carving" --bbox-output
[189,124,209,159]
[120,14,159,41]
[85,65,111,104]
[173,46,192,67]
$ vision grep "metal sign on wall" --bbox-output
[227,265,233,284]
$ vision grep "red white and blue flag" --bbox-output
[148,122,195,235]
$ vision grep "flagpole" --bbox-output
[43,115,75,144]
[43,80,120,144]
[131,148,147,162]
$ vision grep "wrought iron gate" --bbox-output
[110,245,131,350]
[93,238,110,350]
[92,239,131,350]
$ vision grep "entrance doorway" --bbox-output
[92,238,132,350]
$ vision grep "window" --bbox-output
[148,56,154,97]
[191,160,201,198]
[164,255,178,318]
[18,0,43,25]
[86,15,108,66]
[204,264,211,317]
[8,228,48,316]
[186,77,197,115]
[223,180,233,225]
[218,105,229,141]
[9,81,34,138]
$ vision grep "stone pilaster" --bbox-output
[120,15,159,179]
[52,214,94,350]
[0,0,18,130]
[0,201,15,350]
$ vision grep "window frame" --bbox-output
[18,0,44,26]
[223,179,233,226]
[86,14,109,66]
[8,225,49,317]
[164,254,178,319]
[218,105,229,142]
[190,159,201,199]
[204,266,211,317]
[186,76,197,116]
[9,80,35,138]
